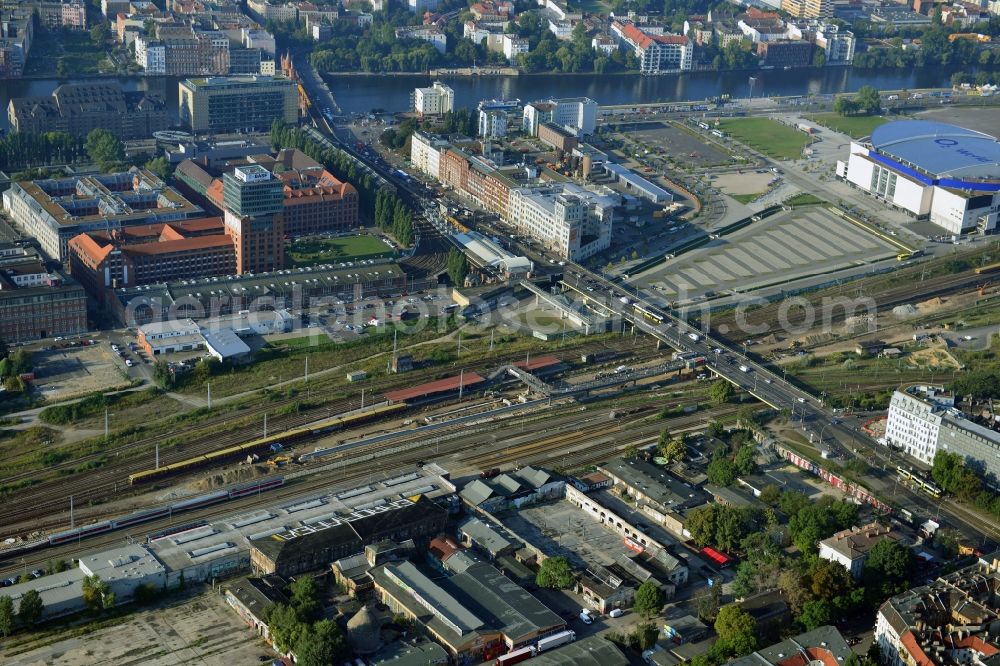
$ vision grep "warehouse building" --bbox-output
[884,384,1000,480]
[7,82,168,139]
[3,169,204,262]
[838,120,1000,235]
[370,559,566,662]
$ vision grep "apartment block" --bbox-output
[818,522,908,579]
[410,131,451,180]
[885,384,1000,479]
[876,557,1000,666]
[522,97,597,136]
[611,21,692,73]
[0,10,32,78]
[506,183,614,261]
[412,81,454,117]
[178,75,298,134]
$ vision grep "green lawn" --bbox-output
[730,193,762,205]
[784,193,826,207]
[805,113,888,139]
[285,235,395,268]
[716,118,811,160]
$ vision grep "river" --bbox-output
[0,67,958,131]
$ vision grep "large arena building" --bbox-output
[837,120,1000,235]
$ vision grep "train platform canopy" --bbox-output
[513,355,561,372]
[384,372,486,403]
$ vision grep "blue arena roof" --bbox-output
[869,120,1000,180]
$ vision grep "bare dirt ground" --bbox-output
[711,170,774,196]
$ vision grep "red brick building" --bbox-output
[67,217,235,301]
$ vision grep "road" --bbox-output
[290,67,1000,548]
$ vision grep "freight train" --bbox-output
[128,403,406,485]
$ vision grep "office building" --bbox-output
[0,243,87,343]
[222,164,284,274]
[178,75,299,135]
[67,218,235,301]
[838,121,999,235]
[611,22,692,73]
[2,169,203,262]
[755,40,815,68]
[506,183,615,261]
[134,27,231,76]
[522,97,597,136]
[7,82,169,139]
[884,384,1000,480]
[876,556,1000,666]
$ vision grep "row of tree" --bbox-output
[269,120,414,246]
[374,191,415,247]
[833,85,882,117]
[932,450,1000,518]
[446,248,468,287]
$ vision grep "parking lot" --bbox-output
[4,590,270,666]
[31,341,130,402]
[619,121,735,168]
[636,206,898,303]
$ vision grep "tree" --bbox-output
[295,619,349,666]
[267,603,308,654]
[760,484,781,506]
[707,455,737,486]
[709,380,735,405]
[808,559,853,601]
[91,22,111,45]
[833,96,858,116]
[536,556,574,589]
[706,421,726,439]
[863,539,914,599]
[633,581,665,619]
[733,443,757,477]
[81,574,113,612]
[0,595,13,637]
[715,604,757,656]
[152,359,174,389]
[85,128,124,172]
[447,248,468,288]
[778,569,811,616]
[658,430,686,463]
[145,156,171,181]
[18,588,43,627]
[854,86,881,115]
[696,579,722,622]
[799,599,833,631]
[812,49,826,68]
[289,576,322,623]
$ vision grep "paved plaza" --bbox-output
[635,206,898,302]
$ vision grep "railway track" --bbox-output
[1,396,732,573]
[0,339,668,531]
[711,268,999,343]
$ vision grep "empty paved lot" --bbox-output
[5,591,270,666]
[635,206,898,302]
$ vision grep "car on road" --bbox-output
[609,609,625,618]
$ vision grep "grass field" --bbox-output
[730,193,761,205]
[285,235,394,268]
[717,118,810,160]
[806,113,888,139]
[785,193,826,207]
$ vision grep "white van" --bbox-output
[579,611,593,624]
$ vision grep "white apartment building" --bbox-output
[506,184,615,261]
[411,81,454,117]
[522,97,597,136]
[814,24,855,64]
[612,22,692,73]
[134,34,166,74]
[396,26,447,54]
[884,385,1000,480]
[479,109,507,139]
[410,131,449,179]
[502,34,529,64]
[817,522,905,579]
[548,19,573,40]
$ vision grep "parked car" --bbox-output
[609,608,624,618]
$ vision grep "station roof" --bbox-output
[513,355,561,371]
[870,120,1000,179]
[384,372,486,402]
